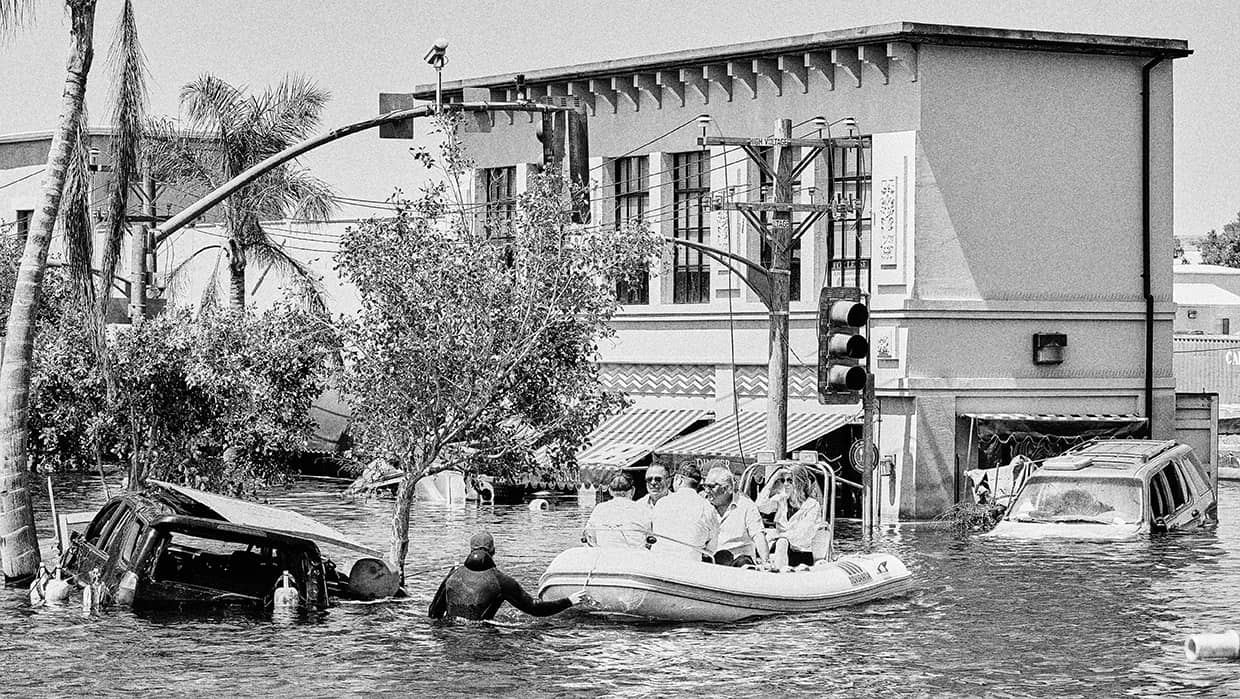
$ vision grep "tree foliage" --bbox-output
[1199,214,1240,268]
[337,166,658,572]
[145,74,336,312]
[108,302,340,495]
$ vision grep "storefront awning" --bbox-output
[577,408,712,483]
[961,413,1149,470]
[656,408,859,460]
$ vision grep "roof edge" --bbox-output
[411,22,1191,95]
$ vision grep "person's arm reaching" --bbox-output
[495,569,574,617]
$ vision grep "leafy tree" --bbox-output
[1199,214,1240,268]
[109,302,341,495]
[0,0,145,582]
[337,162,658,576]
[145,75,336,312]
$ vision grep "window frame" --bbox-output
[671,150,711,304]
[613,155,650,305]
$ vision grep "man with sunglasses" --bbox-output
[702,463,769,568]
[637,464,671,511]
[649,461,720,561]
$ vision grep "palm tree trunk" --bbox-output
[0,0,96,584]
[228,239,246,310]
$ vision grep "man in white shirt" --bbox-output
[582,473,649,548]
[702,463,768,567]
[637,464,670,512]
[650,461,720,561]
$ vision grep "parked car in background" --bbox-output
[987,440,1217,540]
[56,480,400,611]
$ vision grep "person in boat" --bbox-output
[638,464,671,511]
[757,464,823,568]
[702,463,769,568]
[582,473,650,548]
[649,461,721,561]
[428,531,590,620]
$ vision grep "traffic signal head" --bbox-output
[818,288,869,402]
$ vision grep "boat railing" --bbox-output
[740,458,858,563]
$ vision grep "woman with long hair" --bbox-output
[758,464,824,568]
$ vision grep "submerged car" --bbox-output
[987,439,1217,540]
[56,480,399,611]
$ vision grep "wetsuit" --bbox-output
[428,549,572,620]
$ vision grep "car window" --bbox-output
[1149,473,1171,520]
[84,502,122,546]
[1162,464,1189,510]
[1174,456,1204,494]
[151,530,312,600]
[117,517,145,566]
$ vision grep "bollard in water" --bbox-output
[1185,630,1240,660]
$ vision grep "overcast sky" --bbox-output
[1,0,1235,236]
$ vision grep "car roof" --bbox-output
[1032,439,1192,480]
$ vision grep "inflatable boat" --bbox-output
[538,546,913,622]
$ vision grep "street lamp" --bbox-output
[424,38,449,113]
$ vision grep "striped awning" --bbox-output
[961,413,1147,423]
[577,408,712,484]
[656,408,859,459]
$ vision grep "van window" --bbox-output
[1149,474,1171,521]
[1162,465,1189,510]
[117,517,145,566]
[83,502,122,546]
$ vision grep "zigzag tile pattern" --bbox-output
[599,363,714,396]
[735,365,819,399]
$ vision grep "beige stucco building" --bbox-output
[414,22,1190,519]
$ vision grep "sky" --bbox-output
[1,0,1236,237]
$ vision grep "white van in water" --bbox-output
[987,440,1217,540]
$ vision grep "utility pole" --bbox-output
[861,373,876,534]
[129,169,155,325]
[702,118,831,457]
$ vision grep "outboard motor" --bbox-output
[273,570,300,609]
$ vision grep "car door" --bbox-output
[1174,454,1216,524]
[62,501,123,583]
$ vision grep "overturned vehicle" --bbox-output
[54,480,400,612]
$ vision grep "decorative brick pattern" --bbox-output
[736,365,818,399]
[599,363,714,396]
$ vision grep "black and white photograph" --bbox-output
[1,1,1239,696]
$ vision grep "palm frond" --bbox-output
[159,243,221,307]
[256,75,329,146]
[196,247,226,317]
[246,236,328,315]
[143,116,221,188]
[180,74,244,140]
[244,167,336,222]
[60,110,95,308]
[98,0,148,308]
[0,0,32,34]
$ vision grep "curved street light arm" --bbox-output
[663,236,774,308]
[153,101,574,246]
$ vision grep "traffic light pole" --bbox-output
[861,372,876,536]
[701,119,832,458]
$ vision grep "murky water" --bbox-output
[4,475,1240,697]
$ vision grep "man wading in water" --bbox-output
[429,531,592,620]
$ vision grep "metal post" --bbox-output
[861,372,876,535]
[129,170,154,325]
[766,118,794,458]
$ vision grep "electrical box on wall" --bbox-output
[1032,333,1067,365]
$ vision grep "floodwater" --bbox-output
[4,476,1240,697]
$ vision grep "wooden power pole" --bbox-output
[702,118,831,456]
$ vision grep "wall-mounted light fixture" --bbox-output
[1032,332,1067,365]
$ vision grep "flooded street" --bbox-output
[4,476,1240,697]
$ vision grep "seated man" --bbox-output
[583,473,649,548]
[702,463,768,568]
[650,461,720,561]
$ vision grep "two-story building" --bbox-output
[414,22,1191,519]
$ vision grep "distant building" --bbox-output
[414,22,1194,519]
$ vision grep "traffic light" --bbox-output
[536,108,591,224]
[818,286,869,403]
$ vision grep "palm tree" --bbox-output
[146,75,335,312]
[0,0,144,583]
